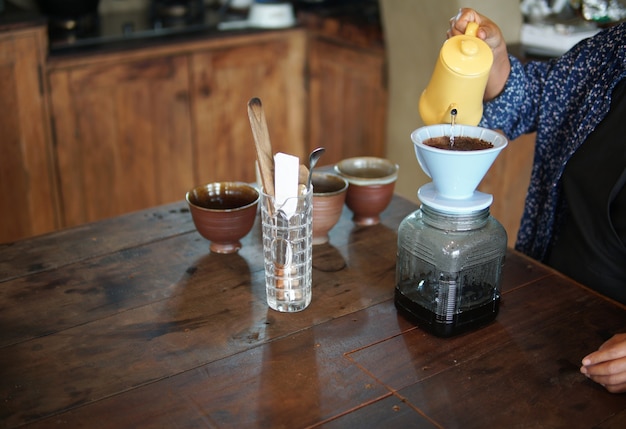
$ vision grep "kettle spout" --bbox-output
[445,103,458,125]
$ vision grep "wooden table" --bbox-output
[1,195,625,428]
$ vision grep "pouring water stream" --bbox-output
[449,108,458,148]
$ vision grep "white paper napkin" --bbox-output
[274,152,300,219]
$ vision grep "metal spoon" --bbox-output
[306,147,325,190]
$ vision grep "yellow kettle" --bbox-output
[419,22,493,126]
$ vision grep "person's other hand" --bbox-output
[448,8,510,100]
[581,333,626,393]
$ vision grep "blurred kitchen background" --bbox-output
[5,1,382,52]
[1,0,624,244]
[2,0,624,55]
[520,0,626,56]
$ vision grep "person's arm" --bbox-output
[581,333,626,393]
[449,8,547,139]
[448,8,511,100]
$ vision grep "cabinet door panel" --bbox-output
[191,34,306,184]
[479,133,535,248]
[0,27,59,243]
[308,38,387,166]
[50,55,193,226]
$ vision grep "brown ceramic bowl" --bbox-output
[334,157,399,226]
[186,182,260,254]
[312,172,349,245]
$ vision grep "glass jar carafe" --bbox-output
[395,204,507,337]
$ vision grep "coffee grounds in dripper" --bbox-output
[425,136,493,151]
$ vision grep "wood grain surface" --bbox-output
[1,195,624,428]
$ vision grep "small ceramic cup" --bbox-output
[186,182,260,254]
[312,172,349,245]
[334,157,399,226]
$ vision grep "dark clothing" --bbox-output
[479,22,626,303]
[546,79,626,303]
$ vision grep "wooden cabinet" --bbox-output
[3,18,384,240]
[191,33,306,186]
[49,53,194,227]
[0,25,60,243]
[479,133,535,247]
[307,36,387,166]
[48,30,306,227]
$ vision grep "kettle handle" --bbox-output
[465,22,479,37]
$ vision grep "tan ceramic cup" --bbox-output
[312,172,349,245]
[334,157,399,226]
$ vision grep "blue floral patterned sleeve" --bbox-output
[478,22,626,261]
[480,56,551,138]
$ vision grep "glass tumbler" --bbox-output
[260,187,312,312]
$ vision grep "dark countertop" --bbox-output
[0,1,383,55]
[297,0,383,51]
[0,2,46,32]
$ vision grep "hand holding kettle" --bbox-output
[420,8,499,126]
[448,8,511,102]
